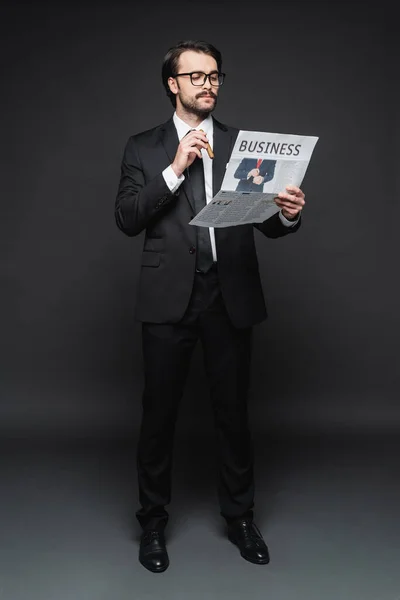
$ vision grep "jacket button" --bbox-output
[189,246,196,254]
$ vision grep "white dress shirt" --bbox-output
[162,112,299,261]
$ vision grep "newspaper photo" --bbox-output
[189,130,319,228]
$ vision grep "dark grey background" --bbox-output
[1,3,400,599]
[1,0,398,440]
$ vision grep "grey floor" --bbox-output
[0,434,399,600]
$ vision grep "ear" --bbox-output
[168,76,178,96]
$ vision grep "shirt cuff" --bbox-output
[279,210,300,227]
[162,165,185,193]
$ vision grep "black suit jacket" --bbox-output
[115,116,301,328]
[234,158,276,192]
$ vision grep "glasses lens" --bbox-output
[209,73,220,85]
[190,72,204,85]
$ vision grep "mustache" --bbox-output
[196,92,217,100]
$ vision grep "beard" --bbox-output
[178,90,218,119]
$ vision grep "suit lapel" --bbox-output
[212,117,235,197]
[160,117,179,164]
[160,118,195,213]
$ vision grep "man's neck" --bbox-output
[175,107,210,128]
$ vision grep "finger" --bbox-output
[185,129,208,138]
[192,134,209,145]
[285,185,302,195]
[274,198,302,211]
[278,192,305,205]
[185,139,209,150]
[183,132,208,143]
[274,198,286,207]
[182,137,207,151]
[190,148,202,159]
[198,130,208,138]
[187,131,209,143]
[276,203,300,216]
[277,193,297,203]
[280,202,300,209]
[284,190,304,202]
[182,144,207,157]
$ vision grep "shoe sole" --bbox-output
[240,554,270,565]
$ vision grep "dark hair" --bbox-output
[161,40,223,107]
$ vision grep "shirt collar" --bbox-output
[173,112,213,140]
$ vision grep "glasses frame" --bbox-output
[173,71,226,87]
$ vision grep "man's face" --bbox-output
[168,50,220,118]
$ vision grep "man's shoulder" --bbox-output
[127,119,171,146]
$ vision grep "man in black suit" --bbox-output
[234,157,276,192]
[115,40,305,573]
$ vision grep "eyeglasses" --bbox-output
[173,71,226,87]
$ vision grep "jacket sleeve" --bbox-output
[260,159,276,183]
[114,136,178,237]
[233,158,252,180]
[254,211,301,238]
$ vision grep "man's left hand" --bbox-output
[274,185,305,220]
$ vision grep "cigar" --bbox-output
[199,129,214,159]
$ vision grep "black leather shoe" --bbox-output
[228,519,270,564]
[139,530,169,573]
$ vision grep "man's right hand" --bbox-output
[171,130,210,177]
[247,168,260,179]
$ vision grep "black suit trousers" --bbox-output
[136,265,255,531]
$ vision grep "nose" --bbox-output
[203,75,212,89]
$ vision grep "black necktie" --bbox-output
[188,156,214,273]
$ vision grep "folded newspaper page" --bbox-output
[189,130,318,228]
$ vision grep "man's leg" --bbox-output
[199,285,255,525]
[200,289,270,564]
[136,321,198,532]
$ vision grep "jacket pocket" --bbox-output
[141,251,160,267]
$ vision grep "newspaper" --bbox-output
[189,130,318,228]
